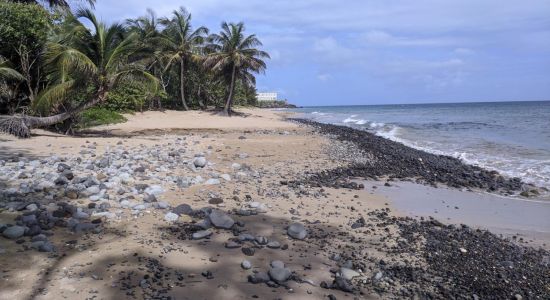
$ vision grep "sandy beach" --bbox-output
[0,109,548,299]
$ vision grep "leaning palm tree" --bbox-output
[204,22,269,115]
[0,9,157,138]
[159,7,208,110]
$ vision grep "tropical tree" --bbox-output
[11,0,95,9]
[159,7,208,110]
[0,59,25,81]
[204,22,269,115]
[0,9,157,138]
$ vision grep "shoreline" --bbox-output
[0,109,548,299]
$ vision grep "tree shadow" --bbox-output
[10,207,390,300]
[0,145,42,162]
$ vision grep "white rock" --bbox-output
[193,157,207,168]
[164,212,179,222]
[340,268,361,280]
[220,174,231,181]
[205,178,220,185]
[145,185,164,196]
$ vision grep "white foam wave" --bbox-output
[343,117,359,123]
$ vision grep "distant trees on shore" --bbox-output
[0,1,269,137]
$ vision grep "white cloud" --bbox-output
[453,48,475,55]
[317,73,331,81]
[363,30,461,47]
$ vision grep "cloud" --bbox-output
[453,48,475,55]
[363,30,461,47]
[317,73,331,81]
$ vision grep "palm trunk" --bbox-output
[0,89,107,138]
[180,58,189,111]
[224,65,237,116]
[197,86,206,110]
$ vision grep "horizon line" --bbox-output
[294,99,550,108]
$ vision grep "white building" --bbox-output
[256,92,278,101]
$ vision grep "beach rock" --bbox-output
[25,203,38,211]
[164,212,179,222]
[208,210,234,229]
[255,236,268,245]
[248,272,270,284]
[241,260,252,270]
[269,267,292,283]
[193,157,207,168]
[208,198,223,205]
[205,178,220,185]
[340,268,360,280]
[287,223,307,240]
[31,241,54,252]
[144,185,163,196]
[172,204,193,216]
[225,241,241,249]
[333,277,354,292]
[153,202,169,209]
[3,226,26,239]
[270,260,285,269]
[267,241,281,249]
[143,194,157,203]
[220,174,231,181]
[242,247,255,256]
[192,229,212,240]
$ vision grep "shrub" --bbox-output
[77,107,127,128]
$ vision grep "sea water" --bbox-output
[293,101,550,187]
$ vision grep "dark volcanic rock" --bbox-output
[290,118,523,192]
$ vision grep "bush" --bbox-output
[103,81,148,111]
[78,107,127,128]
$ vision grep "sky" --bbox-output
[93,0,550,106]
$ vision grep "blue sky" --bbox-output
[94,0,550,106]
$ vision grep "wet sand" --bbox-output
[367,180,550,249]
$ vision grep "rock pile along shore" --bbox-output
[289,118,545,197]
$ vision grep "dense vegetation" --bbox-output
[0,1,269,137]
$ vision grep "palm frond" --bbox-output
[33,80,76,114]
[0,60,24,81]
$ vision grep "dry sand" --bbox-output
[0,109,547,300]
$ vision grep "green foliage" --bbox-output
[256,100,296,108]
[0,2,52,61]
[104,81,149,111]
[77,107,126,128]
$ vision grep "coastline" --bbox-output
[0,109,548,299]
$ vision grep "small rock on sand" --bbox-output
[287,223,307,240]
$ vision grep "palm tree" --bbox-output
[159,7,208,110]
[204,22,269,115]
[0,9,157,138]
[12,0,95,9]
[0,58,24,81]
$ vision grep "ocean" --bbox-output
[292,101,550,188]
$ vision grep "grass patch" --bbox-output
[78,107,127,128]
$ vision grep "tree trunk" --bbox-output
[224,65,237,116]
[0,89,107,138]
[180,58,189,111]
